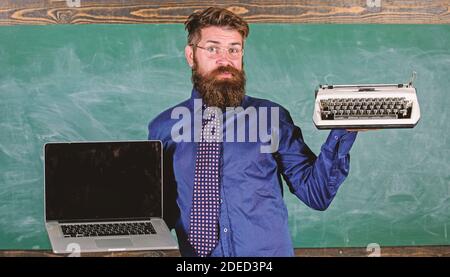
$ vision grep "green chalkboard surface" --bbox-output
[0,24,449,250]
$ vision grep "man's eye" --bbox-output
[229,48,239,54]
[206,47,217,53]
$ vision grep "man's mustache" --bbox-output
[208,65,241,78]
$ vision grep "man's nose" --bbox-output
[216,54,233,66]
[216,59,232,67]
[215,48,233,64]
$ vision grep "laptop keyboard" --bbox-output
[61,222,157,237]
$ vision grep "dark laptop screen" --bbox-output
[45,141,162,222]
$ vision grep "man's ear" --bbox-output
[185,45,194,68]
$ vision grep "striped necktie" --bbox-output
[188,106,222,257]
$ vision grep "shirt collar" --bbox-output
[190,87,202,100]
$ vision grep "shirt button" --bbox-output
[220,199,223,204]
[334,135,339,140]
[224,228,228,233]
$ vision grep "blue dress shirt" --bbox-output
[148,88,357,257]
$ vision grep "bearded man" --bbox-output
[148,7,358,257]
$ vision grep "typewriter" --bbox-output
[313,73,421,129]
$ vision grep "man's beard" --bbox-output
[192,62,246,109]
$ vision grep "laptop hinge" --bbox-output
[57,218,152,224]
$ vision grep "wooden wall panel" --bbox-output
[0,0,449,25]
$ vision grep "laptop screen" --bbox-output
[45,141,162,222]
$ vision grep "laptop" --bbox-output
[44,140,178,253]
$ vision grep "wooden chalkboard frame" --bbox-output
[1,0,449,25]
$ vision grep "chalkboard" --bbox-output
[0,24,449,250]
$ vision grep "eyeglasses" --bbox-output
[192,44,244,60]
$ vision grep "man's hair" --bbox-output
[184,7,249,46]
